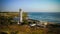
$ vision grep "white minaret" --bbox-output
[18,9,23,24]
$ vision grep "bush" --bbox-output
[0,16,16,25]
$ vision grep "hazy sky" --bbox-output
[0,0,60,12]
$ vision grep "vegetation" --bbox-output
[0,12,28,25]
[0,12,60,34]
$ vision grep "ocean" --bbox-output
[28,12,60,23]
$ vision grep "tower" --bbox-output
[18,9,23,24]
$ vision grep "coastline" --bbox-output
[0,12,60,34]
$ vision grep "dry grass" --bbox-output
[0,25,44,34]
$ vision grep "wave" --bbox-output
[28,13,60,23]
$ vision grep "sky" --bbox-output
[0,0,60,12]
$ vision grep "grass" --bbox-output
[0,25,44,34]
[0,12,60,34]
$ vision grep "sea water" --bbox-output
[28,12,60,23]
